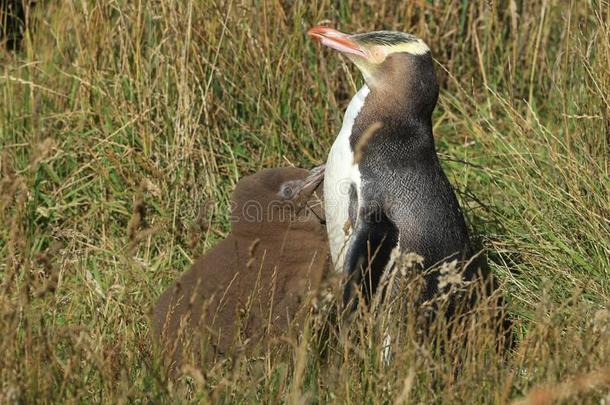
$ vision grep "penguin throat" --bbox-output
[347,84,435,154]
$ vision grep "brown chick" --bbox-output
[152,167,330,370]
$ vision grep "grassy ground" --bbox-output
[1,0,609,403]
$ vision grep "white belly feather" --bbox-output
[324,85,370,271]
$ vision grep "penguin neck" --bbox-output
[349,84,437,157]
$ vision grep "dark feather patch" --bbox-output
[350,31,419,46]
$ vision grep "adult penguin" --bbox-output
[307,27,486,309]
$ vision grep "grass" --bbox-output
[1,0,609,403]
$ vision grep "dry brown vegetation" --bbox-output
[1,0,609,403]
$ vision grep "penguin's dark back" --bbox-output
[351,99,475,280]
[362,140,472,269]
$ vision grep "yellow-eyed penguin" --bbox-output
[307,27,485,308]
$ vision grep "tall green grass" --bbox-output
[0,0,608,403]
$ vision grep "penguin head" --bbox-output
[308,27,438,118]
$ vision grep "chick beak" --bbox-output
[307,26,367,58]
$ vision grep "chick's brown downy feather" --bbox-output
[152,167,329,369]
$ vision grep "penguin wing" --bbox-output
[342,197,399,307]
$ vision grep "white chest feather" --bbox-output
[324,85,370,271]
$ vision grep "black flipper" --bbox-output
[342,209,399,310]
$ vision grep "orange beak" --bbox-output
[307,26,367,57]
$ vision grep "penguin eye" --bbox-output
[368,46,388,64]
